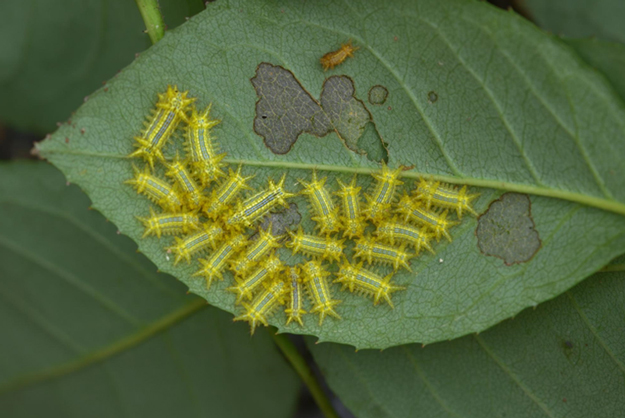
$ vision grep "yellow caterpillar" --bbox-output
[126,86,480,334]
[129,85,194,168]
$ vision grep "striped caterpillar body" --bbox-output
[287,228,344,262]
[138,208,200,239]
[129,85,195,168]
[125,166,184,212]
[185,105,225,186]
[204,166,254,220]
[396,195,458,242]
[166,223,224,265]
[335,176,366,239]
[165,155,203,209]
[364,164,403,224]
[125,86,481,333]
[227,175,294,228]
[193,234,247,288]
[353,236,413,271]
[227,253,284,303]
[229,228,281,277]
[335,262,405,308]
[302,260,341,325]
[284,267,307,327]
[300,171,341,235]
[375,218,435,255]
[234,280,287,334]
[414,179,479,218]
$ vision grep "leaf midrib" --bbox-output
[40,1,625,219]
[37,144,625,217]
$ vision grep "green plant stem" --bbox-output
[135,0,165,44]
[270,331,340,418]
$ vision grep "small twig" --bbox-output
[269,330,340,418]
[135,0,165,44]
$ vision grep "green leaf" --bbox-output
[0,0,197,133]
[564,38,625,103]
[308,265,625,418]
[522,0,625,44]
[0,162,299,417]
[38,0,625,348]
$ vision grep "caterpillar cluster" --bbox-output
[125,85,479,334]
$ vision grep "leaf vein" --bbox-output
[474,335,556,418]
[1,199,182,299]
[565,291,625,374]
[0,300,206,395]
[0,234,142,327]
[401,346,463,417]
[418,15,544,186]
[298,19,464,176]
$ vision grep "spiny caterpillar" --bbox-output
[193,234,247,288]
[125,85,479,334]
[227,253,284,303]
[284,267,306,327]
[335,262,405,308]
[299,171,341,235]
[229,228,281,278]
[364,163,403,224]
[320,40,359,71]
[414,179,480,218]
[234,280,287,334]
[185,105,225,186]
[375,217,435,255]
[354,236,413,271]
[166,223,224,265]
[335,176,366,239]
[302,260,341,325]
[128,85,195,168]
[165,155,203,209]
[203,165,254,220]
[396,195,458,242]
[287,227,344,262]
[125,166,183,211]
[227,174,294,229]
[138,208,200,239]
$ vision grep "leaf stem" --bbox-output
[135,0,165,44]
[270,331,340,418]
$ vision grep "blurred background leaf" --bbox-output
[520,0,625,105]
[0,0,203,134]
[307,261,625,418]
[521,0,625,44]
[0,162,299,418]
[563,39,625,103]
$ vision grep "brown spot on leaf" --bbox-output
[320,75,371,153]
[368,85,389,105]
[251,63,330,154]
[259,203,301,236]
[476,193,541,265]
[250,63,385,162]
